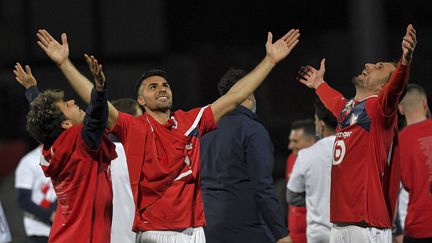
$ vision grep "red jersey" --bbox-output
[111,106,216,231]
[286,153,307,243]
[316,62,410,228]
[285,153,296,180]
[399,119,432,238]
[41,125,117,243]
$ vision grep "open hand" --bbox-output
[297,58,326,89]
[84,54,106,91]
[36,29,69,66]
[401,24,416,65]
[266,29,300,64]
[13,63,37,89]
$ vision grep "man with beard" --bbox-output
[36,28,300,242]
[296,24,416,243]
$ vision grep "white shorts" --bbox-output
[330,225,391,243]
[136,227,205,243]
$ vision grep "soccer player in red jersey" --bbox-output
[398,84,432,243]
[36,28,300,242]
[13,55,117,243]
[297,24,417,243]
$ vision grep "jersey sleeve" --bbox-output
[287,152,306,193]
[198,105,217,135]
[316,82,347,121]
[110,111,133,143]
[25,85,40,103]
[82,87,108,150]
[378,62,410,119]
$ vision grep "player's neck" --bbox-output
[145,109,171,124]
[354,90,377,102]
[405,112,428,126]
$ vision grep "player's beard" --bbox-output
[155,101,172,112]
[352,76,366,89]
[144,100,172,113]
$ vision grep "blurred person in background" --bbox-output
[15,145,57,243]
[287,99,337,243]
[286,119,317,243]
[397,83,432,243]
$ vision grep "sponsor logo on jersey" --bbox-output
[336,131,352,139]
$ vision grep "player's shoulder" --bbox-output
[363,95,380,108]
[400,119,432,136]
[299,136,335,158]
[174,106,211,120]
[297,145,317,164]
[19,146,42,165]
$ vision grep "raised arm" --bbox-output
[211,29,300,123]
[379,24,416,118]
[84,55,118,129]
[13,63,39,103]
[37,29,93,102]
[81,54,109,149]
[297,59,346,119]
[36,29,118,128]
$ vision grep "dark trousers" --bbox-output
[404,236,432,243]
[28,235,48,243]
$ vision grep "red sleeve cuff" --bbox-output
[315,82,329,95]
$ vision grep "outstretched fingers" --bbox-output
[25,65,32,75]
[281,29,296,42]
[15,62,26,75]
[84,54,98,72]
[36,32,49,47]
[266,32,273,46]
[84,53,92,66]
[298,66,312,78]
[403,24,417,48]
[84,54,105,82]
[284,30,300,51]
[13,62,36,88]
[319,58,326,72]
[61,33,68,45]
[40,29,55,42]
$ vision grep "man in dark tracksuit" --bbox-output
[201,68,290,243]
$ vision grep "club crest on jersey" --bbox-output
[341,99,355,120]
[350,114,358,125]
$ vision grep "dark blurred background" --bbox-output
[1,0,431,241]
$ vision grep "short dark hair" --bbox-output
[406,83,426,96]
[291,119,316,139]
[135,69,168,96]
[26,90,66,146]
[217,68,247,96]
[112,98,141,116]
[315,98,337,129]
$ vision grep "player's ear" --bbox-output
[137,96,146,107]
[61,120,73,129]
[398,104,405,115]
